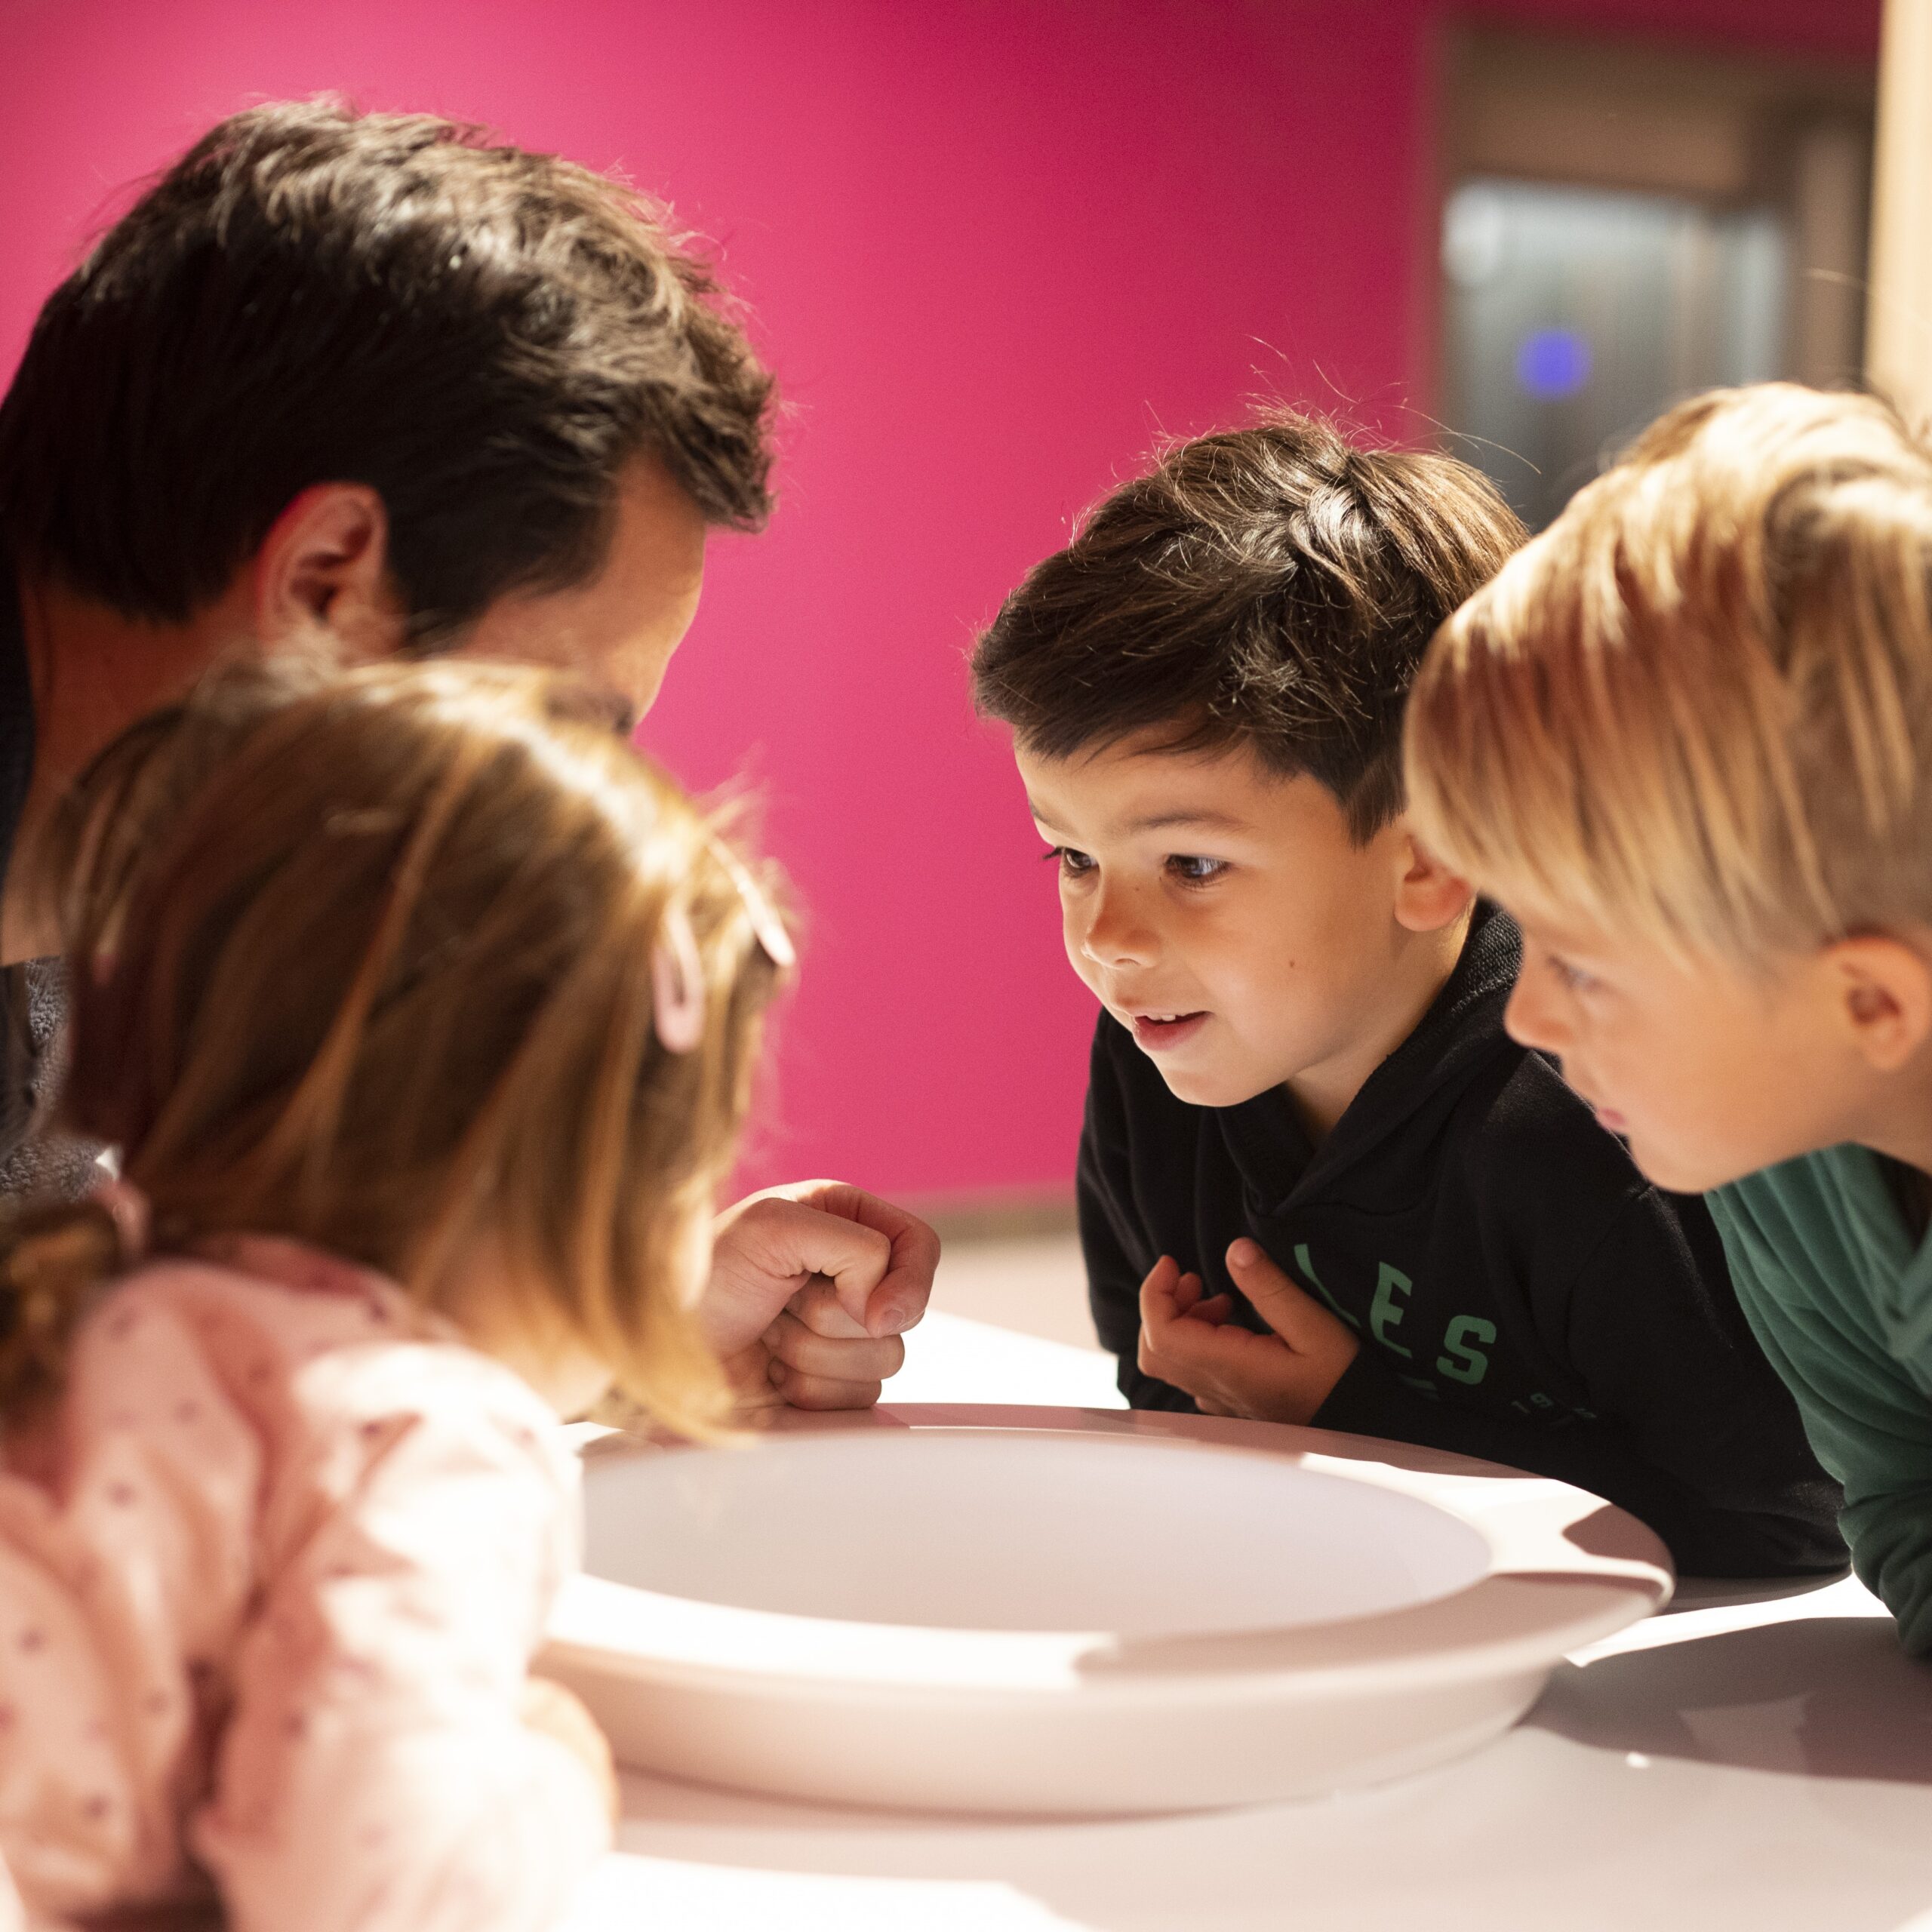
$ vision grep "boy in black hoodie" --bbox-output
[968,415,1842,1577]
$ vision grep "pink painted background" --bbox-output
[0,0,1881,1201]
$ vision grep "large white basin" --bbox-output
[539,1404,1671,1814]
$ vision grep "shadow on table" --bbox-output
[1529,1614,1932,1783]
[1662,1565,1849,1614]
[611,1617,1932,1928]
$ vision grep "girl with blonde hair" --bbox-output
[0,650,791,1929]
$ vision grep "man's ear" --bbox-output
[1825,934,1932,1073]
[251,484,405,655]
[1392,824,1475,934]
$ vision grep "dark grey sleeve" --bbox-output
[0,961,37,1170]
[0,958,105,1204]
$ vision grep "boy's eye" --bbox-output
[1046,845,1095,878]
[1167,854,1228,884]
[1549,955,1600,995]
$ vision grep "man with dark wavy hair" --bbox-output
[0,100,930,1405]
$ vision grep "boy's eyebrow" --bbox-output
[1125,809,1250,833]
[1026,801,1252,836]
[1027,801,1251,833]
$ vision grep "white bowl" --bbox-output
[540,1404,1671,1814]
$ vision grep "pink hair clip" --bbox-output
[651,902,706,1055]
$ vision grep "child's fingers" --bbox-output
[1137,1254,1183,1334]
[1137,1255,1180,1380]
[1141,1246,1358,1426]
[1226,1238,1339,1348]
[1140,1291,1260,1387]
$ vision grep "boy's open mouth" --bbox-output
[1128,1011,1208,1051]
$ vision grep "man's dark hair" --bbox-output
[971,415,1525,841]
[0,100,776,634]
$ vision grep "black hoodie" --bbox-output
[1078,905,1844,1577]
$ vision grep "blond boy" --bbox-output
[1405,383,1932,1649]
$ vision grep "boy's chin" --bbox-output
[1152,1061,1275,1111]
[1620,1126,1749,1197]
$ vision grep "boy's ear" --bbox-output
[1826,935,1932,1073]
[1392,827,1475,934]
[251,484,408,657]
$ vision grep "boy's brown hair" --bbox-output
[970,414,1525,840]
[0,653,786,1432]
[1404,383,1932,964]
[0,100,775,637]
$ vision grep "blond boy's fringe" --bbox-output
[1404,383,1932,969]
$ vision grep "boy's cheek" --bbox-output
[1617,1078,1796,1195]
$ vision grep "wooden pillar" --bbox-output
[1869,0,1932,423]
[1792,117,1870,389]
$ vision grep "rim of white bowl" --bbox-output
[542,1404,1673,1700]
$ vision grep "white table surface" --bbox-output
[562,1312,1932,1932]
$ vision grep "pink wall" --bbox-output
[0,0,1879,1200]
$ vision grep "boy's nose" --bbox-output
[1503,972,1564,1053]
[1079,884,1158,969]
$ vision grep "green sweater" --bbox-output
[1710,1146,1932,1651]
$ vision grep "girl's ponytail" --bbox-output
[0,1194,131,1405]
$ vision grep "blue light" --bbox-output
[1515,328,1592,400]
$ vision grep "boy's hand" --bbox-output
[703,1182,937,1410]
[1137,1241,1359,1425]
